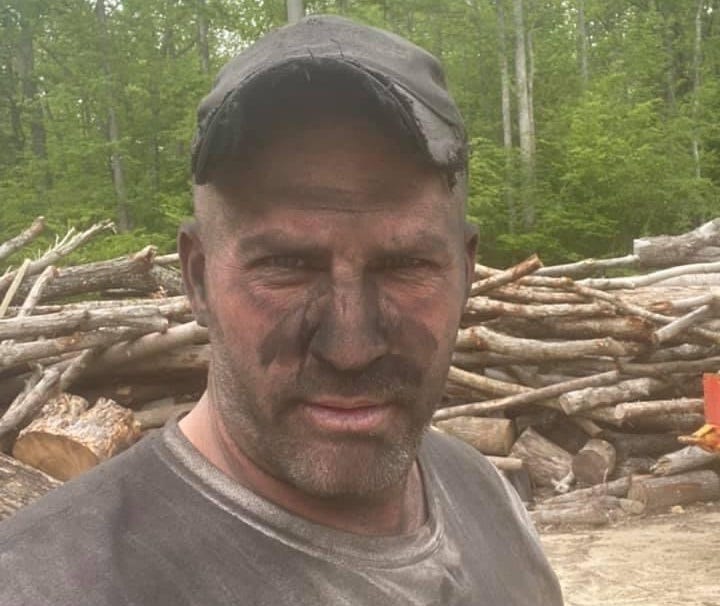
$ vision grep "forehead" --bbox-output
[195,115,461,240]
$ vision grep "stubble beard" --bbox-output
[209,347,437,500]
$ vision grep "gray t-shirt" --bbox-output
[0,421,562,605]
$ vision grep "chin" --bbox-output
[267,430,424,500]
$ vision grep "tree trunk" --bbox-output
[16,11,50,187]
[196,0,210,74]
[495,0,515,231]
[576,0,589,88]
[95,0,131,232]
[513,0,535,227]
[287,0,304,24]
[692,0,704,179]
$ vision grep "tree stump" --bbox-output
[627,469,720,513]
[572,439,617,485]
[435,416,515,456]
[12,394,140,480]
[509,427,573,487]
[0,452,61,521]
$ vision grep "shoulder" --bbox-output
[0,433,166,605]
[421,427,534,527]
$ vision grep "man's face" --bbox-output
[184,114,475,500]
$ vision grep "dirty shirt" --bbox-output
[0,421,563,605]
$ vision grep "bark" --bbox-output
[435,416,515,456]
[0,452,61,521]
[0,369,60,446]
[434,370,620,420]
[17,265,57,317]
[530,502,614,526]
[580,260,720,291]
[456,325,644,360]
[692,0,704,179]
[495,0,515,231]
[0,217,45,263]
[0,258,31,317]
[486,455,525,472]
[469,254,541,296]
[513,0,535,227]
[627,470,720,513]
[446,366,528,398]
[0,221,114,297]
[611,457,656,479]
[509,427,573,487]
[0,306,169,341]
[13,394,140,480]
[196,0,210,74]
[653,304,713,344]
[633,219,720,266]
[539,476,636,507]
[95,0,131,232]
[493,316,656,344]
[0,326,144,370]
[576,0,589,88]
[559,378,667,415]
[602,430,683,459]
[466,297,614,320]
[652,446,720,477]
[572,439,617,485]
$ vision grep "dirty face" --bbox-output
[183,115,476,499]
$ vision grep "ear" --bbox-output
[178,220,209,327]
[463,222,478,301]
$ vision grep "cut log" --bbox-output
[0,216,45,263]
[435,416,515,456]
[611,457,656,479]
[12,394,141,480]
[529,496,643,526]
[633,218,720,266]
[538,476,636,507]
[0,451,61,521]
[470,254,542,295]
[627,469,720,512]
[602,429,686,459]
[559,377,667,415]
[652,446,720,477]
[613,398,704,421]
[572,439,616,485]
[509,427,573,487]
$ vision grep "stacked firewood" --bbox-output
[1,216,720,525]
[435,218,720,525]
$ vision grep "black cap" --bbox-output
[191,14,467,185]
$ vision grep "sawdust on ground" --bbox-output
[540,502,720,606]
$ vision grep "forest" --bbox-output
[1,0,719,265]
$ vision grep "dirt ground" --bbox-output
[540,502,720,606]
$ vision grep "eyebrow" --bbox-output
[237,229,453,258]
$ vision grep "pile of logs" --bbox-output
[1,216,720,525]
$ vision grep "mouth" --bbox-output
[301,398,393,433]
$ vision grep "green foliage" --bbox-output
[2,0,720,266]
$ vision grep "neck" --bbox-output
[178,393,427,536]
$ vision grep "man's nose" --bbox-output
[308,278,389,372]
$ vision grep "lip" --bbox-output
[302,398,392,433]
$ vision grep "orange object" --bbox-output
[678,373,720,453]
[703,373,720,426]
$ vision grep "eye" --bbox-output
[378,257,432,270]
[263,256,310,270]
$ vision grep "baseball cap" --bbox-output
[191,14,467,185]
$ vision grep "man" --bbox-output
[0,15,563,605]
